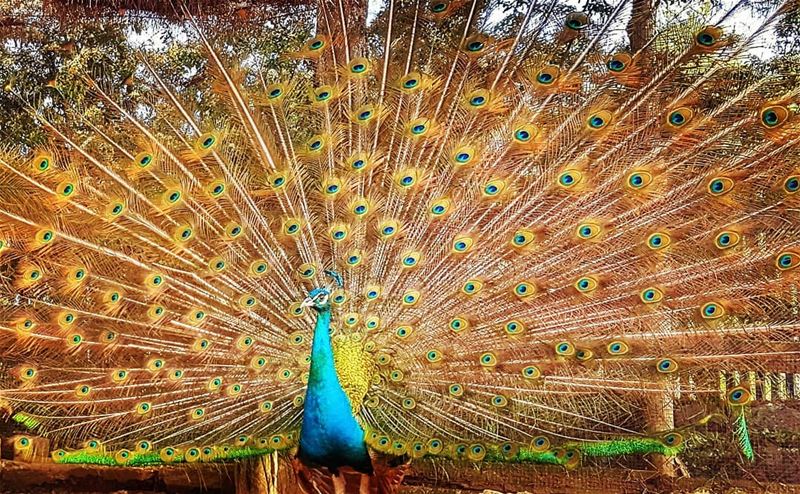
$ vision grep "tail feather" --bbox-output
[733,409,755,462]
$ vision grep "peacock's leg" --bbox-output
[332,472,346,494]
[359,474,370,494]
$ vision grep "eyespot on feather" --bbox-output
[694,26,723,50]
[760,104,790,129]
[776,250,800,271]
[700,301,725,320]
[462,34,489,54]
[707,176,735,196]
[606,340,630,355]
[554,341,575,357]
[662,432,684,448]
[533,65,560,88]
[714,230,741,250]
[346,57,372,78]
[586,110,612,130]
[656,357,678,374]
[565,11,589,30]
[665,107,694,129]
[530,435,550,452]
[727,386,752,405]
[607,53,632,73]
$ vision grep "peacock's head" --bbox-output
[302,287,331,312]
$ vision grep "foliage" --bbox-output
[0,2,314,147]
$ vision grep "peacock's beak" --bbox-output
[301,297,315,308]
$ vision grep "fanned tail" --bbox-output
[0,0,798,476]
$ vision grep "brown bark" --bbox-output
[644,381,677,477]
[627,0,659,53]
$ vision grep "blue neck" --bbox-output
[308,308,335,386]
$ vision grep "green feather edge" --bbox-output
[492,437,681,465]
[53,446,277,466]
[734,410,754,462]
[53,437,681,467]
[12,412,41,430]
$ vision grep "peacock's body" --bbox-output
[298,287,373,475]
[0,0,799,491]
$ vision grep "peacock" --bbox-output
[0,0,799,492]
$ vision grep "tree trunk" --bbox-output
[627,0,658,53]
[645,381,677,477]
